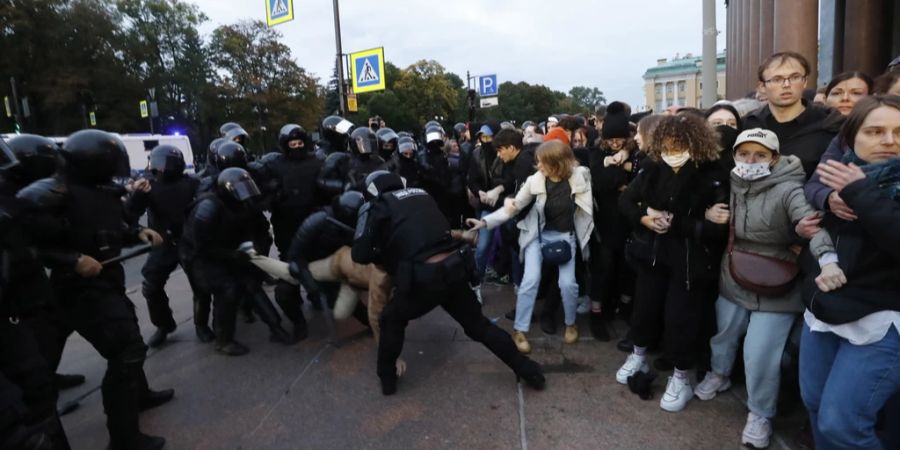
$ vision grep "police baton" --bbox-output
[100,244,153,266]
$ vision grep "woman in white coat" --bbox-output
[468,139,594,353]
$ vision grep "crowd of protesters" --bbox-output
[1,50,898,450]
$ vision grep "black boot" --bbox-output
[214,293,248,356]
[516,358,546,390]
[139,388,174,412]
[240,298,256,323]
[193,297,215,343]
[275,284,309,343]
[589,313,610,341]
[539,313,556,335]
[250,289,294,345]
[145,326,174,348]
[54,373,86,390]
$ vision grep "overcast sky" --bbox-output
[193,0,727,109]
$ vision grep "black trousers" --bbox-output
[377,280,530,382]
[630,261,712,370]
[141,242,184,331]
[271,218,308,324]
[0,319,69,449]
[589,242,634,319]
[55,283,151,445]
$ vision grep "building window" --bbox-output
[655,83,662,95]
[678,81,686,92]
[655,100,664,111]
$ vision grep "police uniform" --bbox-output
[352,173,545,395]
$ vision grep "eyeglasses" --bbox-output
[763,73,807,87]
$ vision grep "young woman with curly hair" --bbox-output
[615,114,730,412]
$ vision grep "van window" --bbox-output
[143,140,159,151]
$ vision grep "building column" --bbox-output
[747,0,760,93]
[758,0,775,81]
[662,82,667,109]
[741,0,752,96]
[773,0,818,88]
[843,0,891,78]
[726,0,733,98]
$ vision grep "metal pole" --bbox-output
[332,0,346,116]
[701,0,718,108]
[9,77,22,132]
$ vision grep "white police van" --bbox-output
[1,133,196,177]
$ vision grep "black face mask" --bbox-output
[716,125,740,153]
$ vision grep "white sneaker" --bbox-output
[694,372,731,400]
[576,296,591,315]
[615,354,649,384]
[660,375,692,412]
[741,412,772,449]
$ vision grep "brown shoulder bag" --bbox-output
[727,200,799,297]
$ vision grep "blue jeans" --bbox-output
[709,297,796,418]
[514,230,578,332]
[800,323,900,450]
[474,210,493,280]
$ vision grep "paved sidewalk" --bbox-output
[57,260,805,449]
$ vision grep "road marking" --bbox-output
[517,381,528,450]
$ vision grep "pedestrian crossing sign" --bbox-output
[265,0,294,27]
[350,47,386,94]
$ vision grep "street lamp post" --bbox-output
[332,0,346,116]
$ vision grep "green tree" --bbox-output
[568,86,607,113]
[208,20,323,154]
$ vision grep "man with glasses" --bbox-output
[743,52,843,178]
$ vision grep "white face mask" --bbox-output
[732,161,772,181]
[661,151,691,168]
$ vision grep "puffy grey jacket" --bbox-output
[720,155,834,313]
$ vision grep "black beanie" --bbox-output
[602,101,630,139]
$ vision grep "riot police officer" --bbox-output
[351,171,545,396]
[382,136,419,187]
[219,122,242,137]
[224,126,249,148]
[1,134,85,390]
[260,124,325,340]
[16,130,172,450]
[126,145,201,347]
[375,128,399,162]
[180,168,293,356]
[0,139,70,449]
[318,127,385,196]
[417,125,453,220]
[314,115,354,160]
[286,191,373,327]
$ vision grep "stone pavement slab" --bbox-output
[57,258,804,449]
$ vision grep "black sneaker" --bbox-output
[107,432,165,450]
[504,308,516,321]
[215,341,249,356]
[589,314,610,342]
[146,327,172,348]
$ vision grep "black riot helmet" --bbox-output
[333,191,365,227]
[219,122,242,137]
[0,137,18,171]
[5,134,60,182]
[397,131,414,139]
[278,123,312,156]
[208,138,225,166]
[375,128,399,158]
[320,115,354,150]
[424,120,441,131]
[397,136,417,159]
[214,141,249,170]
[61,129,129,185]
[349,127,378,155]
[216,167,260,206]
[364,170,405,199]
[225,127,249,147]
[148,145,186,179]
[424,124,445,150]
[452,122,466,139]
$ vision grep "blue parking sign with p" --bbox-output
[479,74,498,96]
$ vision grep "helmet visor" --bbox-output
[226,178,261,201]
[0,137,18,170]
[335,119,354,134]
[353,136,376,154]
